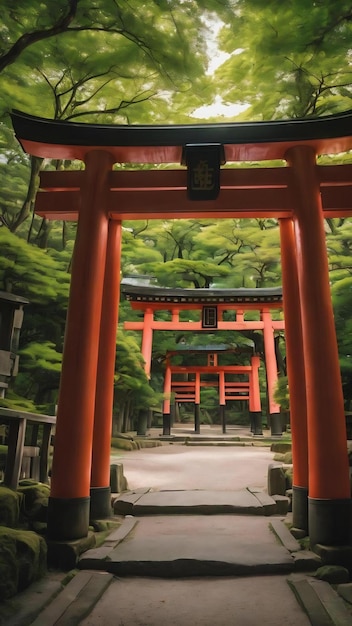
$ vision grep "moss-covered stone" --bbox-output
[17,479,50,512]
[0,526,47,600]
[283,451,293,464]
[0,532,18,600]
[0,486,21,527]
[112,432,134,441]
[136,439,162,448]
[273,451,293,464]
[271,442,292,453]
[284,466,293,488]
[315,565,350,584]
[111,436,162,451]
[111,437,136,451]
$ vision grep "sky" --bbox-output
[191,17,249,120]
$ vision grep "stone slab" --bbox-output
[309,577,352,625]
[0,576,64,626]
[103,515,138,544]
[30,571,114,626]
[248,487,277,514]
[270,518,302,552]
[293,550,322,572]
[337,582,352,606]
[288,576,352,626]
[288,577,334,626]
[103,534,294,577]
[272,494,290,515]
[78,517,139,569]
[78,576,312,626]
[185,441,246,446]
[114,488,272,516]
[112,492,143,515]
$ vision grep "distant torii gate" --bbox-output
[121,283,284,436]
[164,349,262,436]
[10,108,352,549]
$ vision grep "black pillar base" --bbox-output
[308,497,352,547]
[270,412,282,436]
[250,411,263,435]
[170,403,175,427]
[194,404,200,434]
[281,412,288,432]
[137,408,148,436]
[90,486,112,520]
[220,405,226,434]
[292,485,308,533]
[47,496,90,541]
[163,412,171,436]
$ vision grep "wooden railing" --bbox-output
[0,408,56,490]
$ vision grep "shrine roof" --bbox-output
[0,291,29,305]
[167,344,252,353]
[121,282,282,304]
[10,108,352,162]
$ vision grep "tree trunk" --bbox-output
[10,156,43,232]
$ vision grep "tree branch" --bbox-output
[0,0,79,73]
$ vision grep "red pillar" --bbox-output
[90,220,122,520]
[249,355,262,435]
[279,218,308,532]
[48,150,113,540]
[286,145,351,546]
[262,308,281,435]
[163,364,172,435]
[172,308,180,323]
[141,308,153,378]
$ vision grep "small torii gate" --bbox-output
[164,347,262,436]
[121,282,284,436]
[10,108,352,549]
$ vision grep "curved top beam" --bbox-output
[11,108,352,162]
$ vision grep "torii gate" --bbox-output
[164,348,262,436]
[120,282,284,436]
[10,109,352,549]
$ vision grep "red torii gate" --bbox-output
[121,282,284,436]
[10,109,352,549]
[164,350,262,436]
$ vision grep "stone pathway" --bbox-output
[3,441,352,625]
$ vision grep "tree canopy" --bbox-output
[1,1,352,423]
[213,0,352,120]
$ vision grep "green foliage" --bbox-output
[113,332,163,431]
[142,258,231,288]
[0,392,39,414]
[216,0,352,120]
[0,229,70,302]
[274,376,290,412]
[14,342,62,408]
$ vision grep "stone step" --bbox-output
[30,571,114,626]
[113,488,280,516]
[78,515,324,579]
[288,576,352,626]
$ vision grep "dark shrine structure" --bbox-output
[0,291,28,398]
[10,108,352,548]
[121,281,284,437]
